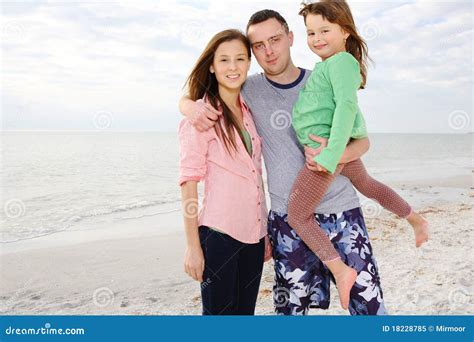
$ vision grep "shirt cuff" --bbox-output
[314,151,338,174]
[178,176,202,186]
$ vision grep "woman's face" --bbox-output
[210,39,250,92]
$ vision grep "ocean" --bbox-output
[1,132,471,243]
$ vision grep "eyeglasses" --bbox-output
[251,34,284,51]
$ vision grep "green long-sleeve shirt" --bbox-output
[292,52,368,174]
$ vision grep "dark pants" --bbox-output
[199,226,265,315]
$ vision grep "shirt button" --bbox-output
[252,170,255,173]
[258,202,261,205]
[258,219,261,222]
[252,137,255,141]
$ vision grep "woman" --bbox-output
[178,29,271,315]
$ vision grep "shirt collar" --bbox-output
[238,94,250,114]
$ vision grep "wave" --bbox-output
[0,198,183,244]
[61,198,182,224]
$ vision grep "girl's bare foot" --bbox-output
[325,259,357,310]
[406,211,430,247]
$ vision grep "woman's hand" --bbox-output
[184,245,205,282]
[264,235,272,262]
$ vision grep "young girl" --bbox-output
[179,29,271,315]
[288,0,430,310]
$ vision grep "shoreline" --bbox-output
[0,210,183,255]
[1,177,471,255]
[1,182,472,315]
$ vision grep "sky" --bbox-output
[1,0,472,133]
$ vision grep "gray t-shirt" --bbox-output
[241,68,360,215]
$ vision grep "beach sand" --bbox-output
[1,182,472,315]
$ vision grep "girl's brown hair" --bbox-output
[185,29,251,154]
[299,0,371,88]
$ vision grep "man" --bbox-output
[179,9,387,315]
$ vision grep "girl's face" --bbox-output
[210,39,250,92]
[305,14,349,61]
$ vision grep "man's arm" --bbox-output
[304,135,370,171]
[178,95,221,132]
[339,137,370,164]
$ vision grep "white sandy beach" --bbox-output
[1,177,473,316]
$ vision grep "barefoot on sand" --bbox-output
[407,212,430,247]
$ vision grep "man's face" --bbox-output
[247,18,293,77]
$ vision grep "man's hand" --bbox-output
[183,98,222,132]
[304,134,328,171]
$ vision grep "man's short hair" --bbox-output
[246,9,290,34]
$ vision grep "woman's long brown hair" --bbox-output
[185,29,251,155]
[299,0,371,89]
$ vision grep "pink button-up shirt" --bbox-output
[178,96,267,244]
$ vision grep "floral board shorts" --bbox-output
[267,207,388,315]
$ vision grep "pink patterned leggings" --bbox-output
[287,158,412,262]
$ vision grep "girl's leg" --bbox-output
[340,159,411,217]
[340,159,429,247]
[199,226,240,315]
[287,166,357,310]
[288,166,339,261]
[235,237,265,315]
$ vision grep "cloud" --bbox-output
[1,0,472,133]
